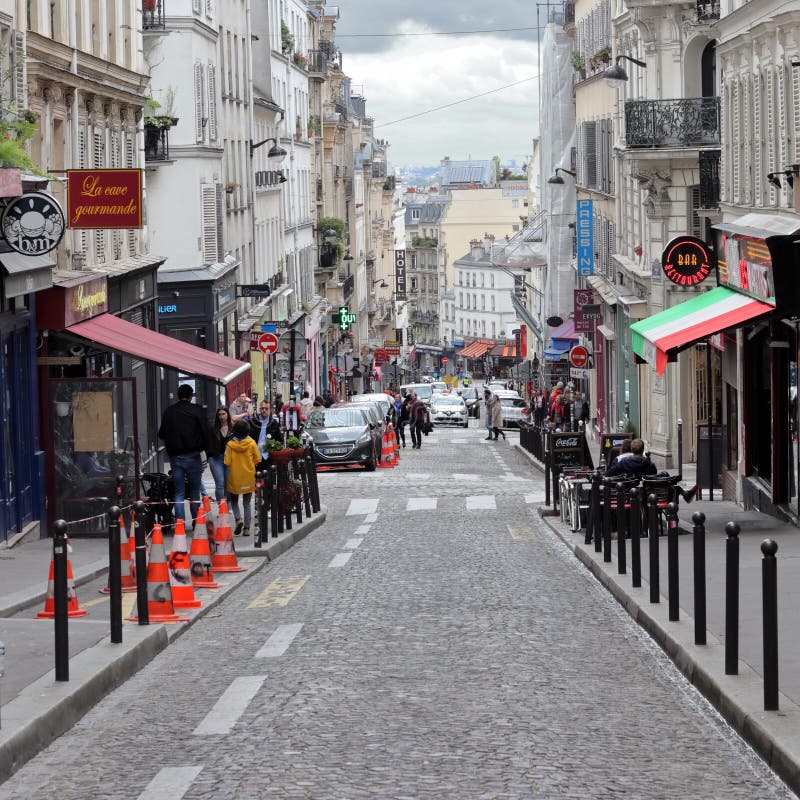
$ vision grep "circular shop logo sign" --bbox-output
[2,192,66,255]
[661,235,716,287]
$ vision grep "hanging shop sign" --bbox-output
[661,235,716,287]
[1,192,66,255]
[576,199,594,277]
[333,305,357,332]
[66,169,143,229]
[574,289,597,333]
[37,272,109,329]
[394,250,407,300]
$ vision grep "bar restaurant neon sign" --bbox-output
[661,235,716,287]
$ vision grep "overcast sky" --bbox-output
[333,2,541,167]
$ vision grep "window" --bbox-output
[492,321,496,338]
[491,296,495,311]
[194,62,205,142]
[459,271,463,286]
[490,274,495,288]
[411,208,420,220]
[512,224,519,232]
[481,295,485,310]
[512,199,519,208]
[472,274,476,287]
[410,253,417,269]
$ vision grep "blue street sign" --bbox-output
[576,199,594,277]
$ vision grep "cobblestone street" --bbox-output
[0,425,793,799]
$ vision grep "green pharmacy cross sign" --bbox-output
[335,306,357,332]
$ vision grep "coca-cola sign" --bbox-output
[554,436,579,448]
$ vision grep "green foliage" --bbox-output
[281,21,295,54]
[262,438,285,452]
[570,50,585,72]
[0,108,42,172]
[317,216,347,264]
[411,235,438,248]
[286,435,303,449]
[308,114,321,135]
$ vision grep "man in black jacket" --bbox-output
[606,438,657,479]
[158,384,209,524]
[250,400,282,472]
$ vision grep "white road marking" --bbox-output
[406,473,431,480]
[450,438,468,444]
[505,475,526,482]
[466,494,496,510]
[137,767,203,800]
[344,537,364,550]
[364,513,378,523]
[346,498,379,516]
[354,524,371,536]
[525,493,547,504]
[452,473,479,481]
[193,676,266,735]
[328,552,353,568]
[255,623,304,658]
[406,497,437,511]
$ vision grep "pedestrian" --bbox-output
[207,406,233,501]
[322,389,333,407]
[306,395,326,429]
[409,391,428,449]
[606,438,657,479]
[274,393,284,416]
[299,390,314,421]
[548,382,565,429]
[490,392,506,440]
[397,392,412,448]
[282,395,303,434]
[250,400,282,471]
[229,392,253,424]
[483,388,493,439]
[158,383,209,524]
[223,419,261,537]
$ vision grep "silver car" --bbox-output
[495,393,531,428]
[430,394,469,427]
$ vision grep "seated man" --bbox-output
[606,438,657,479]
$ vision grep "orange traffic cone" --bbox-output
[168,520,201,608]
[210,499,245,573]
[189,506,221,589]
[37,539,87,618]
[125,524,188,623]
[378,427,394,468]
[100,514,137,594]
[388,423,399,466]
[202,495,216,542]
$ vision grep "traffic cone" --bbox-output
[203,495,216,542]
[100,514,137,594]
[168,520,201,608]
[388,423,399,466]
[378,427,394,468]
[125,524,188,623]
[210,499,245,573]
[189,506,221,589]
[37,539,87,618]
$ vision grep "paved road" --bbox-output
[0,424,793,799]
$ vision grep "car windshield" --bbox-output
[433,396,464,406]
[307,409,366,428]
[431,382,447,392]
[403,385,432,400]
[350,395,390,416]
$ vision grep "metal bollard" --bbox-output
[602,483,612,563]
[254,471,264,548]
[648,494,660,603]
[725,521,740,675]
[307,446,321,514]
[666,502,679,621]
[584,472,596,546]
[0,637,5,728]
[692,512,707,646]
[592,474,602,553]
[108,506,122,644]
[616,482,627,575]
[53,519,69,682]
[299,457,312,519]
[133,500,149,626]
[629,488,642,588]
[761,539,779,710]
[116,474,125,504]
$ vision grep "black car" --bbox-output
[305,406,381,470]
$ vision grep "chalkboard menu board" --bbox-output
[599,433,632,465]
[549,431,589,469]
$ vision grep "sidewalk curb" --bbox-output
[0,508,327,782]
[536,507,800,797]
[511,442,544,473]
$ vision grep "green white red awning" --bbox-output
[630,286,774,376]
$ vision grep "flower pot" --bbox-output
[267,448,305,464]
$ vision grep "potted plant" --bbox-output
[281,21,295,55]
[261,435,305,464]
[0,107,42,172]
[570,50,585,75]
[594,46,612,65]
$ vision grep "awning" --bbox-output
[67,313,251,384]
[587,275,618,307]
[631,286,774,377]
[550,319,578,341]
[1,252,54,298]
[597,324,616,341]
[459,339,494,358]
[544,347,566,362]
[713,213,800,239]
[490,341,517,358]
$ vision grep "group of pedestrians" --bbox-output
[394,390,431,449]
[483,388,506,441]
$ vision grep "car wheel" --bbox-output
[365,457,376,471]
[462,422,469,428]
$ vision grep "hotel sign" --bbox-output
[66,169,143,229]
[576,199,593,277]
[394,249,407,300]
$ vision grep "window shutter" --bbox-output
[192,0,201,12]
[111,131,121,258]
[576,122,585,186]
[753,74,761,206]
[732,80,740,203]
[778,65,788,194]
[194,62,205,143]
[793,65,800,162]
[13,31,25,111]
[75,128,88,264]
[216,183,225,259]
[205,0,214,18]
[741,76,751,205]
[720,84,728,204]
[126,133,136,256]
[201,184,219,263]
[766,68,776,204]
[597,119,606,193]
[207,63,218,141]
[689,186,701,238]
[93,131,106,263]
[585,122,598,189]
[608,220,616,274]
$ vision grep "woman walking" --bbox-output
[223,419,261,537]
[491,393,506,440]
[484,388,493,440]
[207,407,233,501]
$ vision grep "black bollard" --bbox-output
[294,459,303,525]
[116,474,125,504]
[53,520,69,682]
[584,473,596,546]
[648,494,660,603]
[133,500,149,625]
[692,512,707,646]
[108,506,122,644]
[592,474,602,553]
[725,521,740,675]
[299,457,312,519]
[666,502,679,621]
[602,483,612,563]
[254,471,263,548]
[629,488,642,588]
[307,447,321,514]
[616,482,627,575]
[761,539,779,710]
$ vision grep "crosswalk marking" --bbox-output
[364,513,378,523]
[255,623,304,658]
[525,493,547,504]
[328,552,353,568]
[193,676,266,735]
[137,767,203,800]
[508,525,536,541]
[344,537,364,550]
[248,576,309,609]
[406,497,437,511]
[346,498,379,516]
[466,495,496,510]
[452,473,479,481]
[354,524,371,536]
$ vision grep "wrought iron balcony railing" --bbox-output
[143,0,165,30]
[307,50,328,74]
[372,162,387,178]
[625,97,720,149]
[696,1,720,22]
[144,125,170,162]
[341,272,354,301]
[699,150,721,209]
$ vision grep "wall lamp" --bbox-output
[250,136,287,161]
[767,165,800,189]
[547,167,576,185]
[604,54,647,88]
[372,279,388,288]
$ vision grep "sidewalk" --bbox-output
[514,441,800,796]
[0,508,327,781]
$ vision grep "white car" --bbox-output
[430,394,469,427]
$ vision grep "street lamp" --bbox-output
[547,167,576,185]
[371,279,388,289]
[603,54,647,88]
[249,136,288,161]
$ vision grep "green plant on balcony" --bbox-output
[0,106,41,172]
[317,215,347,264]
[143,98,177,130]
[593,46,611,65]
[281,21,295,55]
[411,235,438,248]
[308,114,321,136]
[570,50,585,72]
[293,51,308,69]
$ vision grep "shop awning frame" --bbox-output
[459,339,494,359]
[0,252,55,298]
[631,286,774,376]
[67,313,251,385]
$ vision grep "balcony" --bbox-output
[383,176,396,192]
[307,49,328,75]
[625,98,720,149]
[699,150,721,209]
[143,0,165,30]
[372,162,387,179]
[411,235,438,248]
[144,123,172,162]
[341,272,354,302]
[410,309,438,324]
[696,0,720,22]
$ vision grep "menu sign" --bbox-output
[720,235,775,304]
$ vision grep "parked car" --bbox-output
[430,394,469,427]
[492,392,531,428]
[400,382,434,406]
[304,406,381,470]
[430,381,447,395]
[456,386,481,417]
[349,392,394,422]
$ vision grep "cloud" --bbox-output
[345,32,539,165]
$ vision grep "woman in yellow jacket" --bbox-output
[224,419,261,536]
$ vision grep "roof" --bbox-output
[440,159,495,188]
[458,339,494,358]
[404,198,447,227]
[713,213,800,239]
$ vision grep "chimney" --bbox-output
[470,239,484,258]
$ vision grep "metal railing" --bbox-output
[142,0,165,30]
[341,273,354,301]
[307,49,328,74]
[696,0,720,22]
[144,126,170,162]
[699,150,721,209]
[625,98,720,149]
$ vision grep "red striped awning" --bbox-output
[489,341,517,358]
[459,339,494,358]
[550,319,578,341]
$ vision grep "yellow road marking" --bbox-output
[248,576,309,609]
[508,525,535,541]
[122,593,137,619]
[82,595,108,609]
